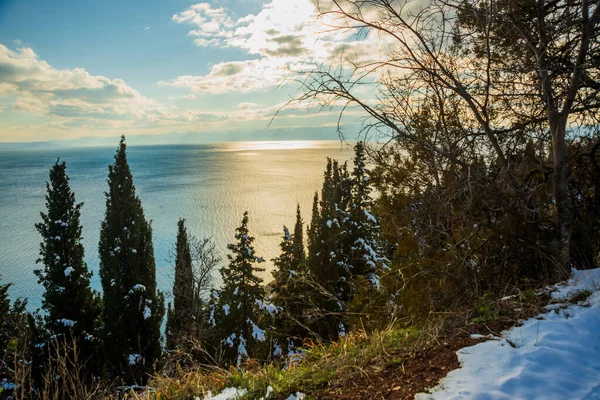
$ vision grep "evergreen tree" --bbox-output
[305,159,348,340]
[307,192,320,263]
[342,142,383,289]
[343,142,387,329]
[34,160,101,374]
[292,203,306,270]
[99,136,165,382]
[0,277,28,395]
[216,212,267,365]
[166,219,196,349]
[271,206,310,352]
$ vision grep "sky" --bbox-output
[0,0,379,144]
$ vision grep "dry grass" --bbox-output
[125,322,432,400]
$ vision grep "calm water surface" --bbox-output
[0,141,353,310]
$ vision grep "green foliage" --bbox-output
[34,159,101,377]
[270,207,310,353]
[569,289,593,304]
[0,277,29,397]
[214,212,268,366]
[213,325,424,400]
[302,143,387,340]
[166,219,197,350]
[99,135,165,383]
[472,294,499,324]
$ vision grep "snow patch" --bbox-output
[225,333,236,348]
[130,284,146,294]
[202,387,248,400]
[364,209,377,224]
[128,354,143,365]
[257,299,279,314]
[63,267,74,278]
[237,336,248,366]
[260,386,273,400]
[249,319,266,342]
[338,322,346,337]
[273,342,282,357]
[417,267,600,400]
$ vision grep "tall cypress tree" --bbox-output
[99,136,165,382]
[166,219,196,349]
[34,160,101,373]
[292,204,306,270]
[216,212,267,366]
[307,192,320,263]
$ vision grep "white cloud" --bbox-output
[238,102,259,110]
[167,0,386,94]
[157,58,301,94]
[172,0,331,58]
[172,3,238,47]
[0,44,159,120]
[144,26,150,31]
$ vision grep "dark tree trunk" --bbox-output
[552,119,572,278]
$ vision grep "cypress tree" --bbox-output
[216,212,267,365]
[292,204,306,269]
[307,192,320,263]
[99,136,165,382]
[34,160,101,374]
[166,219,196,349]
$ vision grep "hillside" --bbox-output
[128,268,600,400]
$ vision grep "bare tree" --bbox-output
[189,236,222,307]
[167,234,221,326]
[297,0,600,273]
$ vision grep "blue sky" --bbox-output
[0,0,375,143]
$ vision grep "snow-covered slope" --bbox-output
[417,268,600,400]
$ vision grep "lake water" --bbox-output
[0,141,353,310]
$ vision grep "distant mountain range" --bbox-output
[0,126,360,150]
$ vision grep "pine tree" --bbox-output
[166,219,196,349]
[271,206,310,352]
[346,142,384,286]
[216,212,267,366]
[343,142,387,330]
[99,136,165,382]
[305,159,349,340]
[34,160,101,374]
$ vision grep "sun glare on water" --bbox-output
[229,141,321,151]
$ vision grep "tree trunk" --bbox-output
[552,119,572,278]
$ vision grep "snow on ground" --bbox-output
[200,387,248,400]
[200,387,305,400]
[417,268,600,400]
